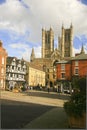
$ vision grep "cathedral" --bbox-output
[30,23,73,86]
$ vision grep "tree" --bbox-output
[72,76,86,93]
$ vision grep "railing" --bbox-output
[6,77,25,81]
[6,69,26,74]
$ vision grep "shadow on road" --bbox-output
[1,99,55,129]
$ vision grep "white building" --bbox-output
[6,57,26,89]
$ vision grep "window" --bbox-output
[2,57,4,64]
[61,64,65,70]
[75,68,79,75]
[47,69,49,72]
[75,61,78,66]
[61,73,65,78]
[0,79,3,87]
[12,66,14,70]
[1,68,4,74]
[18,67,20,71]
[53,74,56,79]
[47,74,49,79]
[10,74,12,77]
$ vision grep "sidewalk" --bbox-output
[24,107,69,129]
[1,90,70,107]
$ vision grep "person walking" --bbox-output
[47,82,50,93]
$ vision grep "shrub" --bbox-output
[64,91,86,118]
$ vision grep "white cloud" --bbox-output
[73,43,87,56]
[84,44,87,53]
[9,42,41,61]
[0,0,87,42]
[0,0,87,60]
[73,47,81,56]
[9,43,29,50]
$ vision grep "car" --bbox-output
[64,89,70,94]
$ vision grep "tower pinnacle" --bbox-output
[30,48,35,62]
[81,44,85,54]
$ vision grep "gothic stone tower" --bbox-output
[59,24,73,58]
[42,27,54,58]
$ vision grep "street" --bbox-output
[1,90,70,129]
[1,99,55,129]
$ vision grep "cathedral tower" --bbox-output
[42,27,54,58]
[59,23,73,58]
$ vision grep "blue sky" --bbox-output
[0,0,87,61]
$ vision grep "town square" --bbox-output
[0,0,87,129]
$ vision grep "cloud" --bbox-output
[9,42,41,61]
[84,44,87,53]
[0,0,87,41]
[73,47,81,56]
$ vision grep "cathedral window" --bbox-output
[65,33,70,42]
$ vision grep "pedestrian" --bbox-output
[57,85,58,93]
[47,83,50,93]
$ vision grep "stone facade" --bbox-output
[59,24,73,58]
[0,40,8,90]
[26,63,45,87]
[30,24,73,86]
[42,27,54,58]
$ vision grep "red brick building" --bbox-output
[56,53,87,92]
[71,54,87,77]
[0,40,8,89]
[57,60,71,81]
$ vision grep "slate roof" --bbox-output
[57,60,70,64]
[6,56,26,66]
[71,54,87,60]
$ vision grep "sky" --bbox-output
[0,0,87,61]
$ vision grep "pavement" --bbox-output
[24,107,69,129]
[1,90,70,129]
[1,90,70,107]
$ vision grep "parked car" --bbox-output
[64,89,70,94]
